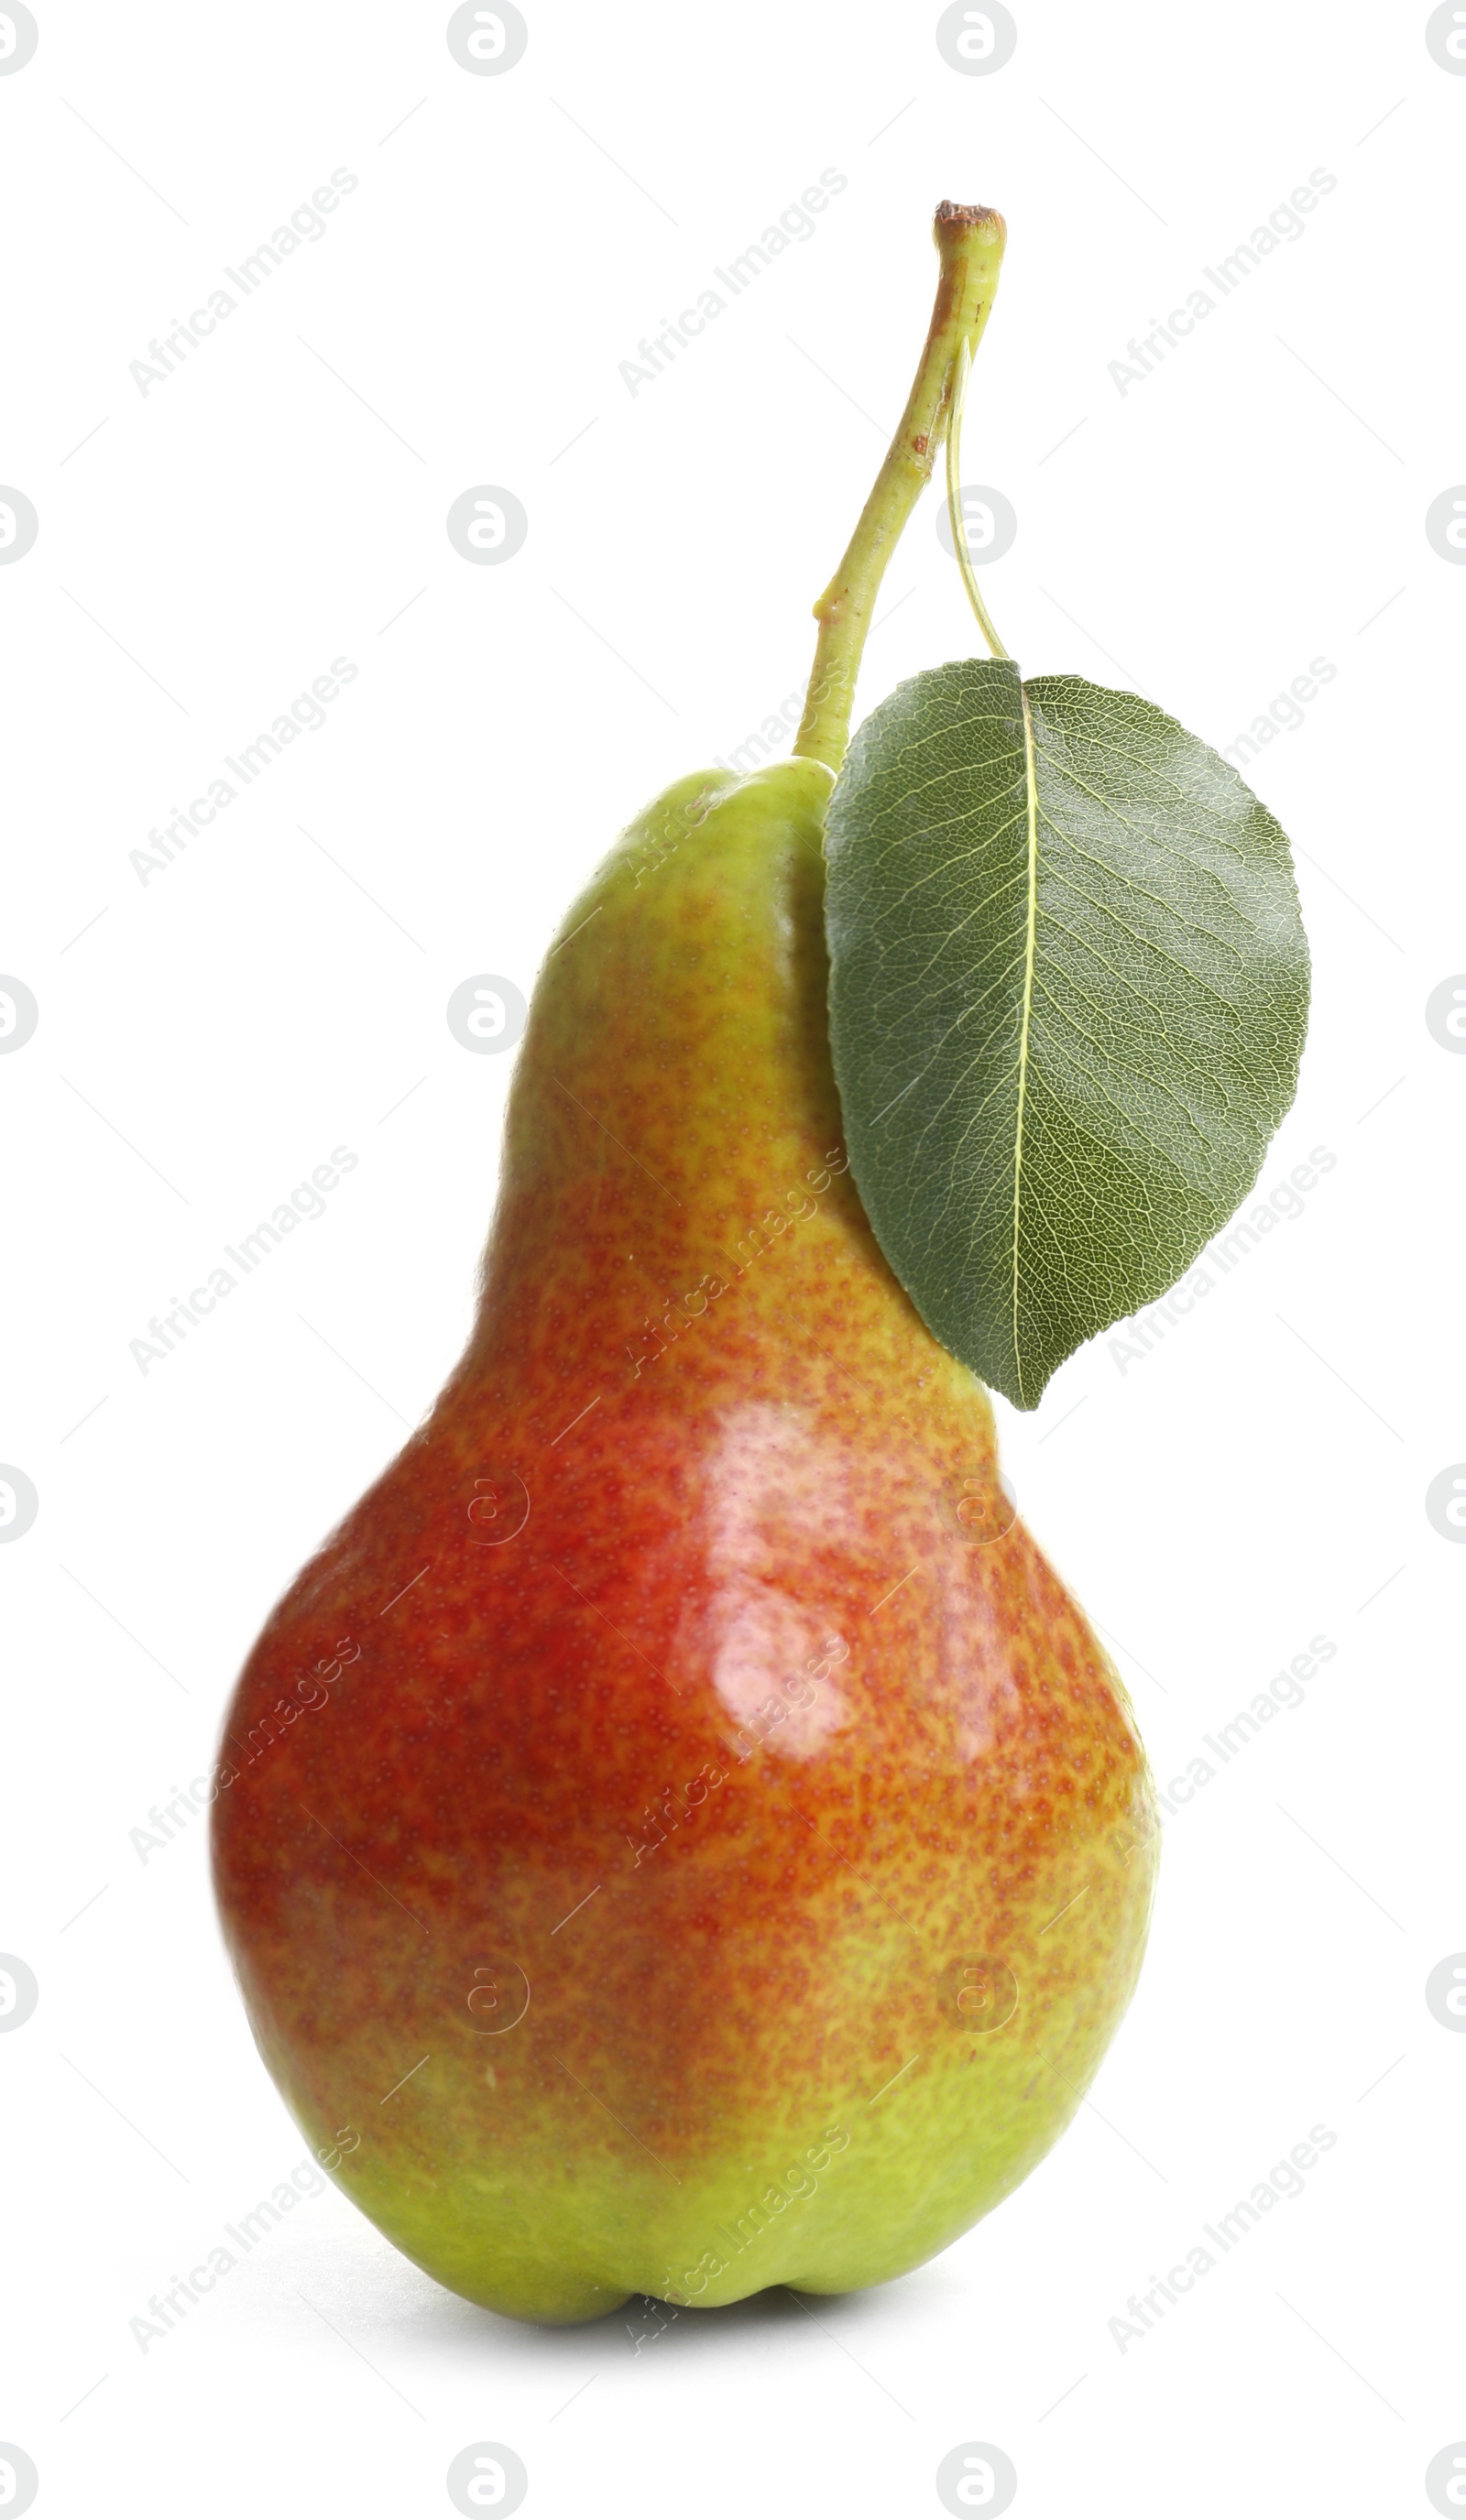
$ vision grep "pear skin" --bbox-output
[212,758,1158,2325]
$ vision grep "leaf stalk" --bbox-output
[945,336,1010,660]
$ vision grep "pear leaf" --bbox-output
[823,658,1310,1410]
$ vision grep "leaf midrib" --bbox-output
[1012,680,1041,1405]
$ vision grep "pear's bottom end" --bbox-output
[301,2071,1085,2331]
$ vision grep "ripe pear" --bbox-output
[212,752,1158,2324]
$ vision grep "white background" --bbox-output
[3,2,1463,2515]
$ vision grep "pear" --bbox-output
[212,755,1156,2322]
[212,204,1157,2326]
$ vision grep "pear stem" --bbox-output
[792,201,1008,776]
